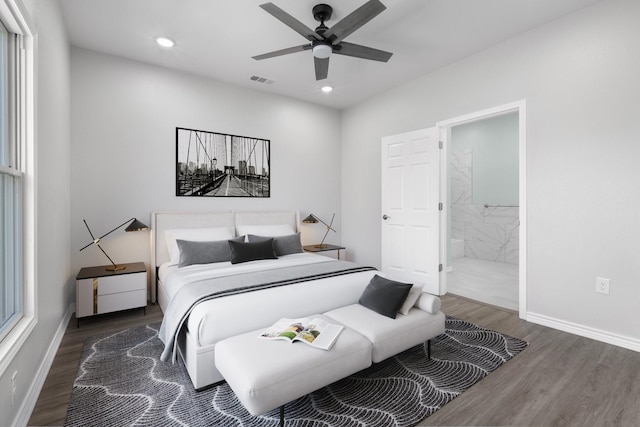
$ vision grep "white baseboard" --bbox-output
[526,311,640,353]
[13,303,75,427]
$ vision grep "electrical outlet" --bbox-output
[596,277,610,295]
[11,371,17,405]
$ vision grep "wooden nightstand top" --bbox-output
[303,244,345,253]
[76,262,147,280]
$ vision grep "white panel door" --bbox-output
[381,127,442,295]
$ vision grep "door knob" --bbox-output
[382,214,390,220]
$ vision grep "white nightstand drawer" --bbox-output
[96,272,146,295]
[98,289,147,314]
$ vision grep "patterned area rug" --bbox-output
[64,316,527,427]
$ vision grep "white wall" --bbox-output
[0,1,71,426]
[342,0,640,344]
[70,48,342,273]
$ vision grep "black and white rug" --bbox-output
[65,316,527,427]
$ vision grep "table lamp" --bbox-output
[79,217,149,271]
[302,213,336,248]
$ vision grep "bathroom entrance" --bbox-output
[438,102,526,315]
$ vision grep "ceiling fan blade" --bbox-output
[314,57,329,81]
[253,44,311,60]
[333,41,393,62]
[322,0,386,44]
[259,3,323,41]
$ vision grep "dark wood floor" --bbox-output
[28,295,640,426]
[28,304,163,427]
[420,296,640,426]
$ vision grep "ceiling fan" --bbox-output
[252,0,393,81]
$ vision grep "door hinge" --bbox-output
[439,264,443,272]
[439,140,443,149]
[438,202,443,211]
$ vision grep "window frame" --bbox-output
[0,0,36,376]
[0,17,21,343]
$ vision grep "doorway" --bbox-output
[437,101,526,318]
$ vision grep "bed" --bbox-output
[152,211,380,389]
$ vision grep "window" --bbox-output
[0,1,35,374]
[0,18,22,341]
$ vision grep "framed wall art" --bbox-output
[176,127,270,197]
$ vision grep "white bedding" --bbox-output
[158,252,333,301]
[157,252,377,349]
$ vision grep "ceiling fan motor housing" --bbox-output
[312,3,333,57]
[312,4,333,23]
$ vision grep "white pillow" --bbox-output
[235,224,295,237]
[165,227,236,265]
[398,284,424,315]
[415,292,441,314]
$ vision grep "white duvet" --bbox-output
[158,253,377,348]
[159,252,334,301]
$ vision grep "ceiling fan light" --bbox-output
[313,43,332,59]
[155,37,175,48]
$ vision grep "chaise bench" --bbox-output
[215,314,372,425]
[215,302,445,425]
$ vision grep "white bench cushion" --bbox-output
[324,304,446,363]
[215,314,372,416]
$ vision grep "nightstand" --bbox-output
[76,262,147,326]
[303,244,346,259]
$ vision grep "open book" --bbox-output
[260,317,344,350]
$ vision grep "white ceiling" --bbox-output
[60,0,600,109]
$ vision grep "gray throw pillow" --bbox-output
[247,233,303,256]
[228,239,278,264]
[177,239,234,267]
[358,275,412,319]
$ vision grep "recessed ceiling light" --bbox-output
[155,37,175,48]
[321,86,333,93]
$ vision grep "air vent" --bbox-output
[250,75,275,85]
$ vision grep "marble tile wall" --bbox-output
[451,149,519,264]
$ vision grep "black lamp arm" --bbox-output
[95,242,119,268]
[98,217,139,240]
[82,219,96,240]
[79,217,144,252]
[79,219,99,252]
[313,213,337,233]
[318,213,337,247]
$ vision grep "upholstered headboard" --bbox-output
[150,210,299,302]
